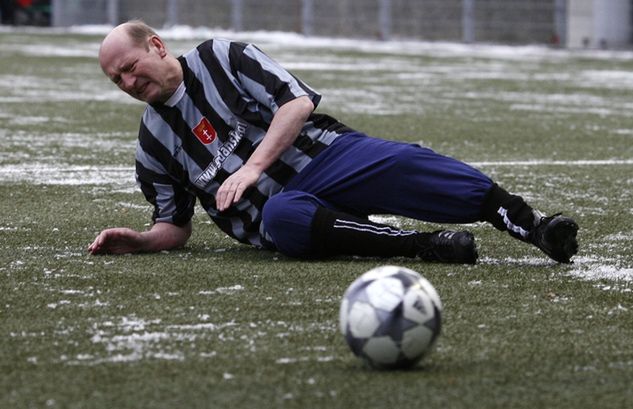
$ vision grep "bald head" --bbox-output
[99,21,182,104]
[99,21,156,71]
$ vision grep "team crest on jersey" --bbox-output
[193,121,247,189]
[192,117,217,145]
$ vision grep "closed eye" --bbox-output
[111,61,137,85]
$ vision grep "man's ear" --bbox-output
[149,35,167,57]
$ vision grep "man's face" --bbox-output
[99,31,172,104]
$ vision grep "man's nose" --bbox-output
[120,72,136,90]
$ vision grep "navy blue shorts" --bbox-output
[262,132,493,257]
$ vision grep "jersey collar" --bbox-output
[164,81,185,107]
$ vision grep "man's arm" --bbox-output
[216,95,315,211]
[88,221,192,255]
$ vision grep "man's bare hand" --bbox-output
[88,227,146,255]
[88,222,192,255]
[216,164,260,211]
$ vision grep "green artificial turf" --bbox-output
[1,29,632,409]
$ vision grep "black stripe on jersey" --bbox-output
[227,205,261,235]
[140,189,163,224]
[135,162,161,220]
[310,113,353,134]
[179,56,232,144]
[209,214,237,240]
[229,42,298,109]
[264,160,297,187]
[167,192,196,227]
[217,202,258,239]
[152,104,215,172]
[197,195,215,214]
[197,40,270,130]
[211,167,231,186]
[243,187,267,211]
[227,42,245,82]
[242,215,261,234]
[135,160,175,186]
[293,133,328,159]
[136,161,195,227]
[233,136,254,163]
[211,213,261,244]
[138,121,190,186]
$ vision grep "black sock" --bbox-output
[310,206,430,258]
[480,183,537,241]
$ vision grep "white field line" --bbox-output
[472,159,633,166]
[0,159,631,185]
[0,159,633,185]
[0,164,135,185]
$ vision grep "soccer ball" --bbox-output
[339,265,442,369]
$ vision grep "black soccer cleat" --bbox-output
[528,213,578,263]
[419,230,478,264]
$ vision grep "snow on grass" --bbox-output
[0,164,134,185]
[198,285,245,296]
[570,256,633,283]
[480,253,633,289]
[55,314,336,366]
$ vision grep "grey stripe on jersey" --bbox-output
[183,46,237,127]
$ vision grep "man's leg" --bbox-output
[480,183,578,263]
[280,132,578,263]
[261,191,477,263]
[284,133,494,223]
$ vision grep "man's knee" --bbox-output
[261,193,289,234]
[262,191,323,258]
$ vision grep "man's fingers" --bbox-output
[232,183,246,204]
[88,232,107,254]
[217,181,241,211]
[217,191,232,211]
[88,235,100,251]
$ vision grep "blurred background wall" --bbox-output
[1,0,631,49]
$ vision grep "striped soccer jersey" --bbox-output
[135,39,351,247]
